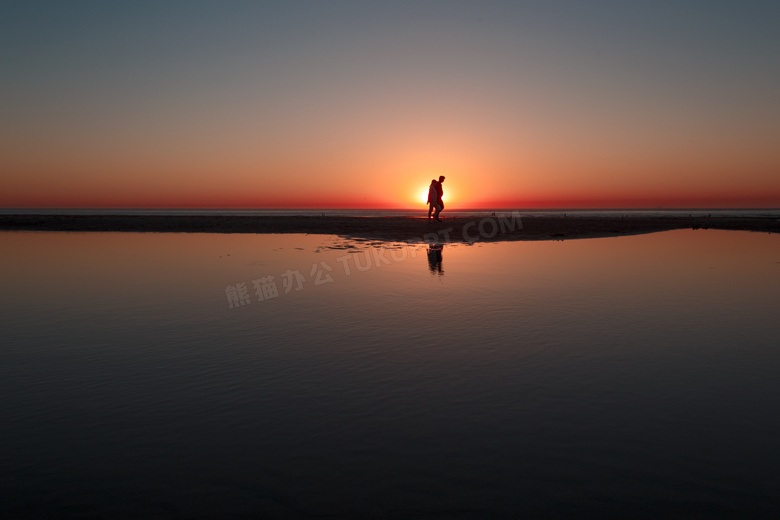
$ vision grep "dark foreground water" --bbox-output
[1,229,779,518]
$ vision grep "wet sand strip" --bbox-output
[1,214,778,243]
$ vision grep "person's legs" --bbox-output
[428,203,434,219]
[434,203,443,221]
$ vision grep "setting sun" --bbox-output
[419,187,430,204]
[417,183,450,206]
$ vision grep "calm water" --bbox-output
[2,229,779,518]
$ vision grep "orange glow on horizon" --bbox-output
[3,191,780,210]
[2,170,779,210]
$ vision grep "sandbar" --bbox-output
[1,214,778,243]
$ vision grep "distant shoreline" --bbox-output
[2,214,779,242]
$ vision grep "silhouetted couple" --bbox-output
[427,176,445,221]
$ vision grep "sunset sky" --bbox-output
[2,1,779,209]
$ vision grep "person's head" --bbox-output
[439,175,445,183]
[430,179,436,185]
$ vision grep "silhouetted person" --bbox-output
[433,175,445,221]
[427,179,438,220]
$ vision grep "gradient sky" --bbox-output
[2,0,779,209]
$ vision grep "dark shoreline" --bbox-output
[1,214,779,242]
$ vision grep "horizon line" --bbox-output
[2,206,779,212]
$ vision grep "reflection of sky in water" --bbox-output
[1,230,780,517]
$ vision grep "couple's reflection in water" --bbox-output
[427,244,444,275]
